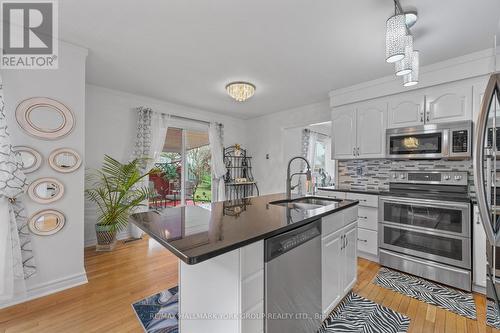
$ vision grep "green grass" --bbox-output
[194,185,211,202]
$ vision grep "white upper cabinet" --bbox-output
[331,102,387,160]
[357,102,387,159]
[425,82,472,124]
[331,106,357,159]
[385,81,473,129]
[388,93,425,128]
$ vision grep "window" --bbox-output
[314,140,326,171]
[150,126,211,208]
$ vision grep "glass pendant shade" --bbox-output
[385,14,407,63]
[395,35,413,76]
[403,50,419,87]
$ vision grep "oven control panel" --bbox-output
[390,171,468,186]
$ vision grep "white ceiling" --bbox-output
[60,0,500,119]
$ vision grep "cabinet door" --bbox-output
[322,228,343,315]
[356,102,387,159]
[342,222,358,295]
[331,106,357,159]
[388,93,425,128]
[425,83,472,124]
[473,206,487,289]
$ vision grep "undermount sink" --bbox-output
[269,196,341,210]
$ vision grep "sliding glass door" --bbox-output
[150,125,211,208]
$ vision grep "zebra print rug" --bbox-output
[320,292,410,333]
[487,300,500,329]
[374,267,476,320]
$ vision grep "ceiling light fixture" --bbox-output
[395,35,413,76]
[225,81,256,102]
[403,50,419,87]
[385,13,407,63]
[386,0,420,87]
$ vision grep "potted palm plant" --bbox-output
[85,155,152,251]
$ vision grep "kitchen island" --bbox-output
[131,193,359,333]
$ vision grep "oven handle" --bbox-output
[380,196,470,210]
[379,222,470,239]
[474,73,500,246]
[379,221,470,238]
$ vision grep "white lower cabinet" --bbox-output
[322,210,358,316]
[322,227,344,314]
[473,206,487,290]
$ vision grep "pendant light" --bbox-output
[403,50,419,87]
[385,13,407,63]
[395,35,414,76]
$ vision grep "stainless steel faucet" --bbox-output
[286,156,312,199]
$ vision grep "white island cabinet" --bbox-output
[179,206,358,333]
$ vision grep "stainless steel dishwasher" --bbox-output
[264,220,322,333]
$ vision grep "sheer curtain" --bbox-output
[130,107,169,238]
[209,122,227,202]
[306,130,318,169]
[0,75,35,301]
[132,107,170,171]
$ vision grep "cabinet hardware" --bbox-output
[353,147,356,156]
[426,111,430,122]
[358,216,368,219]
[420,111,424,122]
[357,238,368,243]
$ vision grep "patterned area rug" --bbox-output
[320,292,410,333]
[374,267,476,320]
[487,300,500,329]
[132,286,179,333]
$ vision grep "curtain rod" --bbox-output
[138,107,222,127]
[305,128,330,137]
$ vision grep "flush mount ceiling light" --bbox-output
[225,82,256,102]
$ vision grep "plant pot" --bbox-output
[95,224,117,252]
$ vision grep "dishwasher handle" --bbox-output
[265,220,321,262]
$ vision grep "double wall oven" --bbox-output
[379,171,472,291]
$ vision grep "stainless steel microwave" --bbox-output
[386,121,472,159]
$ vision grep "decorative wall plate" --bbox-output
[28,209,66,236]
[28,177,64,204]
[15,97,75,140]
[12,146,42,173]
[48,148,82,173]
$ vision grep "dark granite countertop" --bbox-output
[130,193,358,265]
[317,186,387,196]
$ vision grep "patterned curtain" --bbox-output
[209,123,226,202]
[131,107,153,170]
[0,76,36,301]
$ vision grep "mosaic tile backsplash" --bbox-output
[337,159,474,195]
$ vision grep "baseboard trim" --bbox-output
[358,251,379,263]
[0,271,88,309]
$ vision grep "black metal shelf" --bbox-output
[223,145,259,202]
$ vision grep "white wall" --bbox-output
[84,85,248,246]
[246,101,331,195]
[1,42,88,308]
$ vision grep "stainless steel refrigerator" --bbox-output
[474,72,500,313]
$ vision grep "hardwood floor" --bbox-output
[0,237,499,333]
